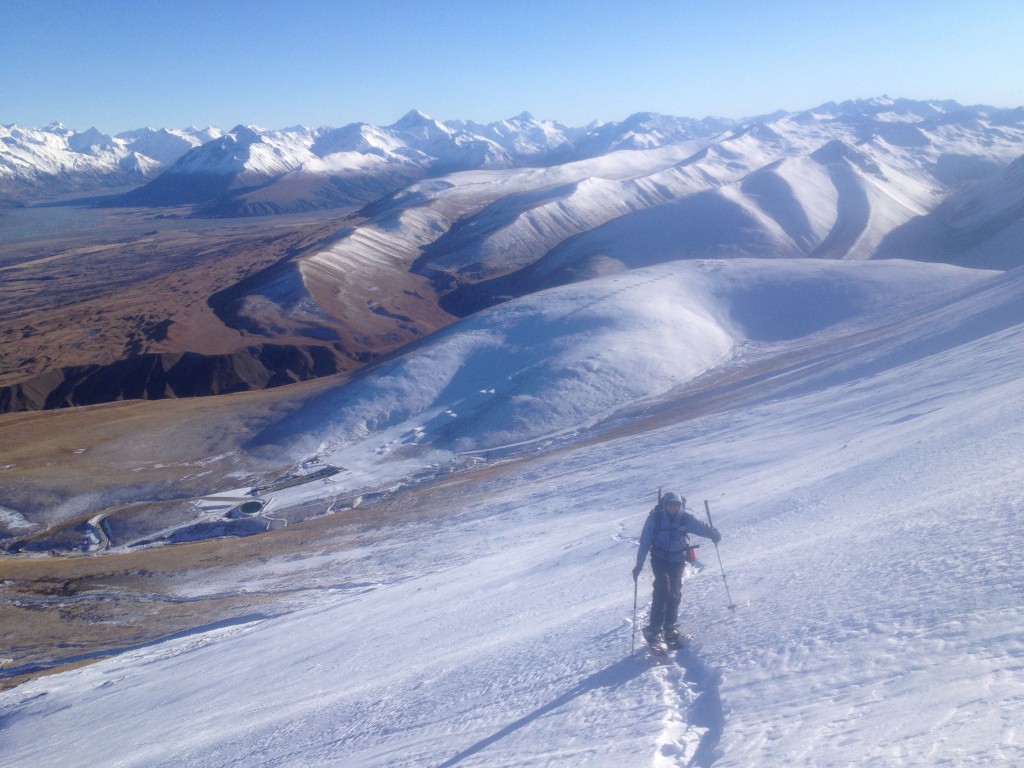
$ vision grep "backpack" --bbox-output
[649,506,698,563]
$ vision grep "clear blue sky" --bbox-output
[3,0,1022,133]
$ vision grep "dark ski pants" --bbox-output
[647,556,685,632]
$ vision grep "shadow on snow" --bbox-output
[434,640,726,768]
[433,654,648,767]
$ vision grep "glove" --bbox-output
[632,564,643,581]
[710,527,722,544]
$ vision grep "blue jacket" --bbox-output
[636,506,718,568]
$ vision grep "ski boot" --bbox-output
[642,625,667,655]
[663,628,686,649]
[642,625,661,645]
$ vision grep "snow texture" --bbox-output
[2,257,1022,767]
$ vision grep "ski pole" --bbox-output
[631,573,639,652]
[704,500,737,612]
[629,486,660,652]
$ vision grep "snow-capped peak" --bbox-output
[390,109,450,136]
[4,98,1024,215]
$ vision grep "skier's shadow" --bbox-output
[433,653,648,768]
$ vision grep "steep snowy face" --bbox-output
[311,122,407,158]
[939,152,1024,232]
[874,151,1024,268]
[165,125,312,178]
[115,127,218,166]
[65,127,117,154]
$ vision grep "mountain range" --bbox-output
[1,109,740,213]
[0,123,222,203]
[1,97,1023,413]
[5,98,1021,213]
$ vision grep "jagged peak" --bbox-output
[67,127,117,154]
[811,138,859,162]
[224,124,264,144]
[73,126,113,140]
[391,109,438,130]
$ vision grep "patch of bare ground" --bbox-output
[0,204,456,411]
[0,386,306,688]
[0,519,357,692]
[0,209,335,381]
[0,380,319,505]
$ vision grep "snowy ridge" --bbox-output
[532,115,990,271]
[7,98,1023,219]
[160,124,311,181]
[288,260,986,466]
[0,123,221,201]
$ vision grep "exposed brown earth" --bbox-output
[0,205,455,412]
[0,387,279,688]
[0,383,304,514]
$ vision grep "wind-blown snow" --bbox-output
[3,258,1021,766]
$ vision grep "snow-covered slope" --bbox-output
[286,260,989,461]
[3,259,1021,766]
[876,151,1024,269]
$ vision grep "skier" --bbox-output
[632,491,721,648]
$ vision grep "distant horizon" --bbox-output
[10,94,1024,137]
[4,0,1023,135]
